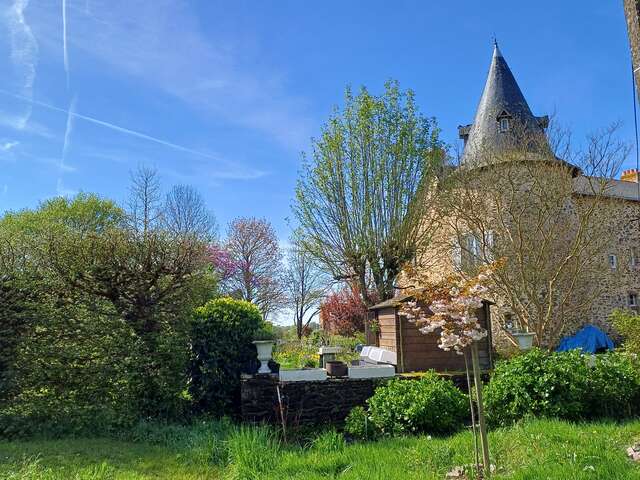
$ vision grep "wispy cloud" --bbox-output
[0,89,264,180]
[2,184,8,196]
[4,0,38,129]
[0,113,55,139]
[0,141,19,152]
[27,0,312,151]
[57,95,77,194]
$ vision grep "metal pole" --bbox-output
[465,350,481,478]
[471,342,491,477]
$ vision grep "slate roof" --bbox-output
[459,42,551,167]
[573,176,640,202]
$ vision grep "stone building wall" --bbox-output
[581,197,640,335]
[624,0,640,93]
[405,168,640,350]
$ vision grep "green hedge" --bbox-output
[188,298,265,416]
[485,349,640,427]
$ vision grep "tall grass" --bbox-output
[225,425,280,480]
[1,419,639,479]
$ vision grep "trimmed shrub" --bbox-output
[586,351,640,419]
[485,348,640,427]
[189,298,264,415]
[363,373,468,437]
[485,349,590,427]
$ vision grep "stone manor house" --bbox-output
[413,43,640,347]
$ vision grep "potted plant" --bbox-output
[253,327,276,374]
[325,360,348,377]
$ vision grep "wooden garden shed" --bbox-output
[369,295,494,373]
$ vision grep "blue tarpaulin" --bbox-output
[556,325,614,353]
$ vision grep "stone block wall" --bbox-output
[240,373,478,427]
[240,374,386,426]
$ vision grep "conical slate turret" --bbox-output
[459,43,550,166]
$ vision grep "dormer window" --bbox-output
[497,110,512,133]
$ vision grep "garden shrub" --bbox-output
[189,298,265,415]
[363,373,468,437]
[344,405,378,440]
[485,349,590,426]
[0,300,145,438]
[585,351,640,419]
[611,309,640,355]
[485,348,640,427]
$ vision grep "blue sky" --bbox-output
[0,0,636,240]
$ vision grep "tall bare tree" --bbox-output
[225,217,286,320]
[163,184,217,240]
[285,235,329,338]
[293,80,445,306]
[435,121,630,347]
[127,164,163,235]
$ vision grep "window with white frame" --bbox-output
[499,118,510,133]
[457,231,494,270]
[629,292,638,308]
[609,254,618,270]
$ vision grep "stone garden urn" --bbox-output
[510,331,535,351]
[252,340,275,374]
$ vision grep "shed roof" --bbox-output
[368,294,412,311]
[369,294,494,311]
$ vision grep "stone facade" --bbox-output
[583,196,640,332]
[406,44,640,350]
[624,0,640,93]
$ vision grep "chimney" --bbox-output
[621,169,640,183]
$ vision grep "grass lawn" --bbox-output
[1,419,639,479]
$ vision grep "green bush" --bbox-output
[362,373,467,437]
[611,309,640,355]
[586,351,640,419]
[485,349,590,426]
[189,298,265,415]
[344,405,378,440]
[485,348,640,427]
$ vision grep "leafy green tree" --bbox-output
[293,80,445,305]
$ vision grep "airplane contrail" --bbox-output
[58,95,77,194]
[62,0,69,86]
[0,89,223,161]
[6,0,38,129]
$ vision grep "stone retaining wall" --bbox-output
[240,373,478,426]
[240,375,385,426]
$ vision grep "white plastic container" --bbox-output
[348,365,395,379]
[279,369,328,382]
